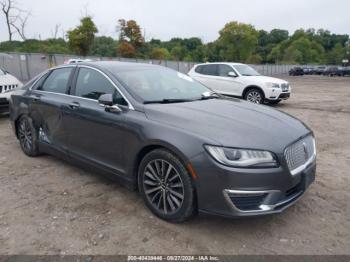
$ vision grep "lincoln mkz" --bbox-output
[9,62,316,222]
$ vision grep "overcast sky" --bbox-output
[1,0,349,42]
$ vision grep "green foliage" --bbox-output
[0,18,349,64]
[91,36,117,57]
[0,39,69,54]
[67,16,98,56]
[150,47,170,60]
[216,21,259,62]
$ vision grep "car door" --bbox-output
[192,64,242,96]
[29,66,76,152]
[64,66,129,175]
[215,64,243,96]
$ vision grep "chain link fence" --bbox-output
[1,52,301,82]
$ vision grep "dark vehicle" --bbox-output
[314,66,326,75]
[289,67,304,76]
[340,66,350,76]
[302,67,314,75]
[323,66,342,77]
[9,62,316,222]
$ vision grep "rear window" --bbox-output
[197,64,218,76]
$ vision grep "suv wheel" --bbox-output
[17,116,40,157]
[138,149,195,222]
[245,88,264,104]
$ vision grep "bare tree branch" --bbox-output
[10,10,30,40]
[0,0,30,41]
[51,23,61,39]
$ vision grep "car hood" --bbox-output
[0,74,22,86]
[144,98,311,152]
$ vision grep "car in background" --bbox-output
[188,63,291,105]
[340,66,350,76]
[64,58,93,64]
[323,66,343,77]
[0,68,22,114]
[289,67,304,76]
[314,66,327,75]
[302,67,314,75]
[9,62,316,222]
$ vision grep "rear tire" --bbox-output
[17,116,40,157]
[244,88,264,104]
[138,149,195,223]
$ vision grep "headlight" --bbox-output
[266,82,280,88]
[204,145,278,168]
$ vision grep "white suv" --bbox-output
[188,63,291,104]
[0,69,22,114]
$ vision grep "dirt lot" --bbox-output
[0,75,349,255]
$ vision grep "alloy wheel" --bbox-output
[18,118,33,152]
[246,91,262,104]
[143,159,185,215]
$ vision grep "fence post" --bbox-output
[25,54,31,80]
[18,54,24,81]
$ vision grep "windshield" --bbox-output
[0,69,5,76]
[114,67,211,103]
[233,65,260,76]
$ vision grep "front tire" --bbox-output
[244,88,264,104]
[17,116,40,157]
[138,149,195,222]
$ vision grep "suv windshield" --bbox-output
[233,65,260,76]
[115,67,211,103]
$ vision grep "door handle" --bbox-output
[68,102,80,110]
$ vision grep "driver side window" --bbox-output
[74,68,127,106]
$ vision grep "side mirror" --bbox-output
[98,94,113,106]
[98,94,122,113]
[228,71,237,77]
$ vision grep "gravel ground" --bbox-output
[0,75,349,255]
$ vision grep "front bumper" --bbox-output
[191,151,316,218]
[265,87,291,101]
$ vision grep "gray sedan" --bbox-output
[9,62,316,222]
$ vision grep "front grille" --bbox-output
[0,84,17,94]
[229,193,268,211]
[284,135,315,174]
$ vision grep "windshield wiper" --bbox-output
[144,98,195,104]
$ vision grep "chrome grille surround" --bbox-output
[284,135,316,176]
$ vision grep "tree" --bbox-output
[171,45,186,60]
[269,29,289,44]
[117,41,136,58]
[91,36,116,57]
[0,0,30,41]
[216,21,259,62]
[150,47,170,60]
[326,43,345,64]
[118,19,144,49]
[67,16,98,56]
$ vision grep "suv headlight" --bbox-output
[266,82,280,88]
[204,145,278,168]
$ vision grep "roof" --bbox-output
[194,62,246,66]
